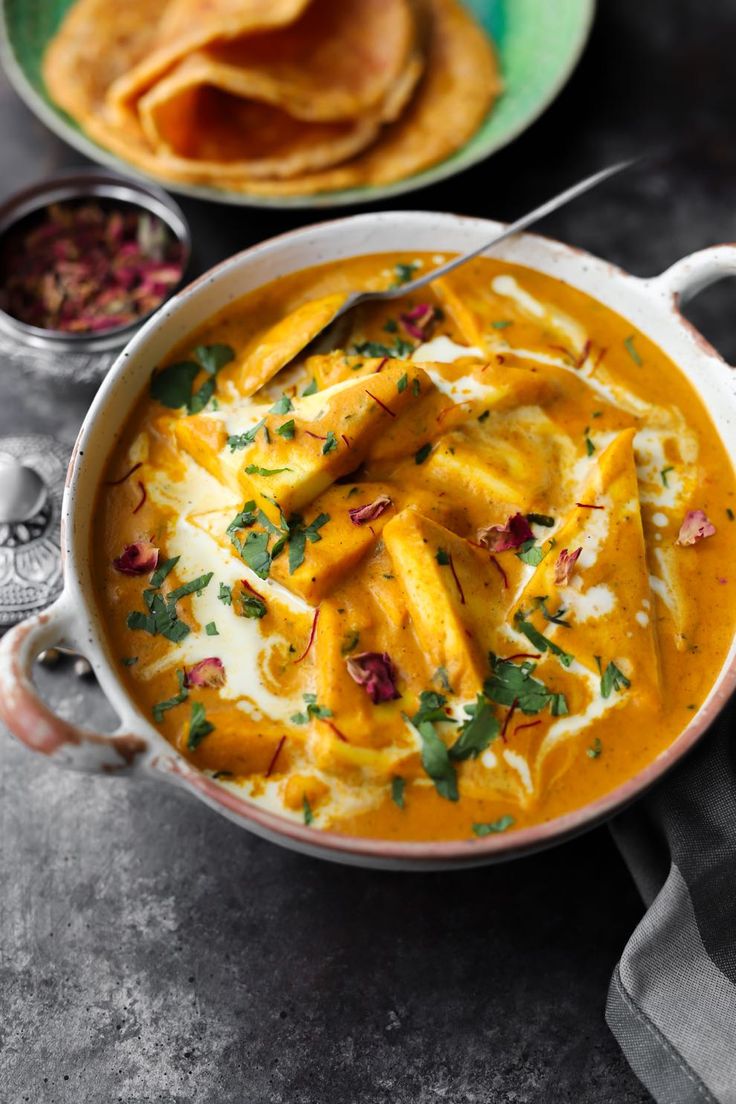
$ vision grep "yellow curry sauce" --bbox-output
[93,253,736,841]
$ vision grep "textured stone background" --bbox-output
[2,0,736,1100]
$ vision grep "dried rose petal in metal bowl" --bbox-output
[0,200,185,334]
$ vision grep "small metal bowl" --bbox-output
[0,168,191,379]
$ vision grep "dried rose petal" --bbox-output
[554,547,582,586]
[477,513,534,552]
[346,652,400,704]
[112,539,159,575]
[348,494,393,525]
[400,303,436,341]
[185,658,226,689]
[677,509,716,546]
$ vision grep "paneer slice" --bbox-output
[383,508,507,699]
[237,292,348,397]
[432,275,494,354]
[308,352,401,389]
[173,414,244,492]
[511,429,661,707]
[237,362,432,520]
[188,482,396,605]
[420,437,534,511]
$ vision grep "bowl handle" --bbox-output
[649,244,736,305]
[0,596,148,773]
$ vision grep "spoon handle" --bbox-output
[382,157,639,300]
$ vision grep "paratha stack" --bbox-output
[42,0,501,197]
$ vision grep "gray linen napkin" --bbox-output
[606,711,736,1103]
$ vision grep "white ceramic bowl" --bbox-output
[2,211,736,870]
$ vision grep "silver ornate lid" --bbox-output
[0,435,68,628]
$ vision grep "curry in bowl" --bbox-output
[95,253,736,841]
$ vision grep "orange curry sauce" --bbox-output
[93,253,736,840]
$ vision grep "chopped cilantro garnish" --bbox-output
[352,339,414,359]
[152,669,188,723]
[516,539,549,567]
[244,464,292,476]
[624,335,643,366]
[526,513,555,528]
[597,658,631,698]
[150,343,234,414]
[515,611,574,667]
[433,666,453,693]
[384,319,399,334]
[412,378,421,397]
[277,419,296,439]
[472,816,515,836]
[391,261,419,286]
[584,428,596,456]
[322,431,338,455]
[412,690,456,727]
[397,372,408,393]
[587,737,603,759]
[302,378,318,396]
[415,442,432,465]
[436,548,450,565]
[415,719,458,802]
[340,629,361,655]
[534,595,571,627]
[127,593,190,643]
[121,656,138,667]
[241,531,272,579]
[728,508,735,521]
[150,555,179,589]
[167,573,213,604]
[241,592,267,619]
[391,776,406,809]
[449,695,499,761]
[491,320,512,330]
[205,622,219,636]
[302,796,314,825]
[485,653,568,717]
[291,693,333,725]
[270,394,293,414]
[187,701,214,750]
[228,420,266,451]
[661,466,674,487]
[218,583,232,606]
[478,409,490,423]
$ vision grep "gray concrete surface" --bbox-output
[3,0,736,1099]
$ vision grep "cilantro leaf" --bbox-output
[484,654,567,716]
[322,431,338,455]
[228,421,265,451]
[415,719,458,801]
[516,539,549,567]
[415,443,431,465]
[291,693,332,725]
[526,513,555,527]
[167,573,213,604]
[150,555,179,589]
[587,737,603,759]
[194,343,235,375]
[534,595,571,627]
[391,261,419,286]
[152,669,188,723]
[270,394,293,414]
[205,622,219,636]
[624,335,642,366]
[187,701,214,750]
[472,815,515,836]
[218,583,232,606]
[244,464,292,476]
[661,466,674,487]
[241,531,272,579]
[277,419,296,439]
[391,776,406,809]
[598,659,631,698]
[302,378,318,396]
[491,320,512,330]
[351,339,413,359]
[412,690,456,726]
[150,361,199,409]
[397,373,408,393]
[449,695,499,761]
[303,796,314,825]
[436,548,450,565]
[515,612,574,667]
[241,592,267,619]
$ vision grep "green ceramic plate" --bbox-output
[0,0,594,208]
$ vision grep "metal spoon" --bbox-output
[0,460,48,523]
[302,158,637,356]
